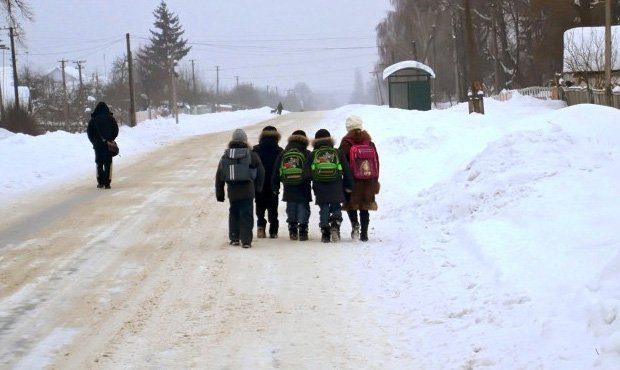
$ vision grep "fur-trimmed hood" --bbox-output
[342,129,372,144]
[259,129,281,143]
[286,133,309,149]
[312,136,335,148]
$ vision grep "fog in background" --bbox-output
[17,0,392,101]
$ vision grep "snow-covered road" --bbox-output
[0,112,415,369]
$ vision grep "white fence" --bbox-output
[493,86,555,101]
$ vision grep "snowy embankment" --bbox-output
[1,97,620,369]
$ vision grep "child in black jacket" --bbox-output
[271,130,312,241]
[308,129,353,243]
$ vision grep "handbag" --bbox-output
[107,140,119,157]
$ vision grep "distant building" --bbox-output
[0,66,30,109]
[46,65,80,91]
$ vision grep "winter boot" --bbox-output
[257,226,267,239]
[298,224,309,241]
[351,222,360,240]
[269,223,279,239]
[288,223,298,240]
[330,221,341,242]
[360,211,370,242]
[321,227,331,243]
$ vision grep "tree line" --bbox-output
[2,1,320,134]
[375,0,620,103]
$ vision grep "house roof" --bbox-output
[383,60,436,80]
[563,25,620,72]
[46,66,80,82]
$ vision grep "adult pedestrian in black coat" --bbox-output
[271,130,313,240]
[216,129,265,248]
[86,102,119,189]
[252,126,283,238]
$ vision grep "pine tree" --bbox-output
[137,0,191,107]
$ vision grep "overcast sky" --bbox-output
[14,0,393,95]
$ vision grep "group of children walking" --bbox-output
[215,115,380,249]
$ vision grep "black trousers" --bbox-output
[96,159,113,186]
[229,198,254,244]
[255,192,279,233]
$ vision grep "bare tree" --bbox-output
[564,27,618,89]
[1,0,33,42]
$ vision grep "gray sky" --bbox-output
[15,0,393,94]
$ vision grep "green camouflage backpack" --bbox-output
[311,146,342,182]
[279,148,306,185]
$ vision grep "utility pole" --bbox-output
[215,65,220,112]
[169,57,178,124]
[604,0,612,106]
[411,41,417,60]
[8,27,18,110]
[235,75,239,88]
[0,43,8,120]
[59,59,69,124]
[126,33,136,126]
[190,59,196,107]
[73,60,85,115]
[489,1,501,93]
[464,0,484,114]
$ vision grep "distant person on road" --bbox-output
[271,130,313,241]
[252,126,283,239]
[216,128,265,249]
[86,101,119,189]
[276,102,283,115]
[338,116,380,242]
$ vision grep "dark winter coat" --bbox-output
[215,141,265,202]
[271,133,312,202]
[338,130,380,211]
[308,137,354,205]
[87,102,119,163]
[252,130,283,202]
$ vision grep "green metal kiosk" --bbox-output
[383,61,435,111]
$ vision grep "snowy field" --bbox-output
[1,96,620,369]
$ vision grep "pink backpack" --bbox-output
[347,140,379,180]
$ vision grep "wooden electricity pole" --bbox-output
[604,0,612,106]
[59,59,69,124]
[8,27,18,110]
[126,33,136,126]
[464,0,484,114]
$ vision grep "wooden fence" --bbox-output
[493,86,620,110]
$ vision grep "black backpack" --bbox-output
[220,148,255,182]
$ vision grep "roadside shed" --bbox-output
[383,61,435,111]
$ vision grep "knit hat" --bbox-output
[292,129,306,137]
[345,115,363,132]
[314,129,331,139]
[262,125,277,133]
[231,128,248,142]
